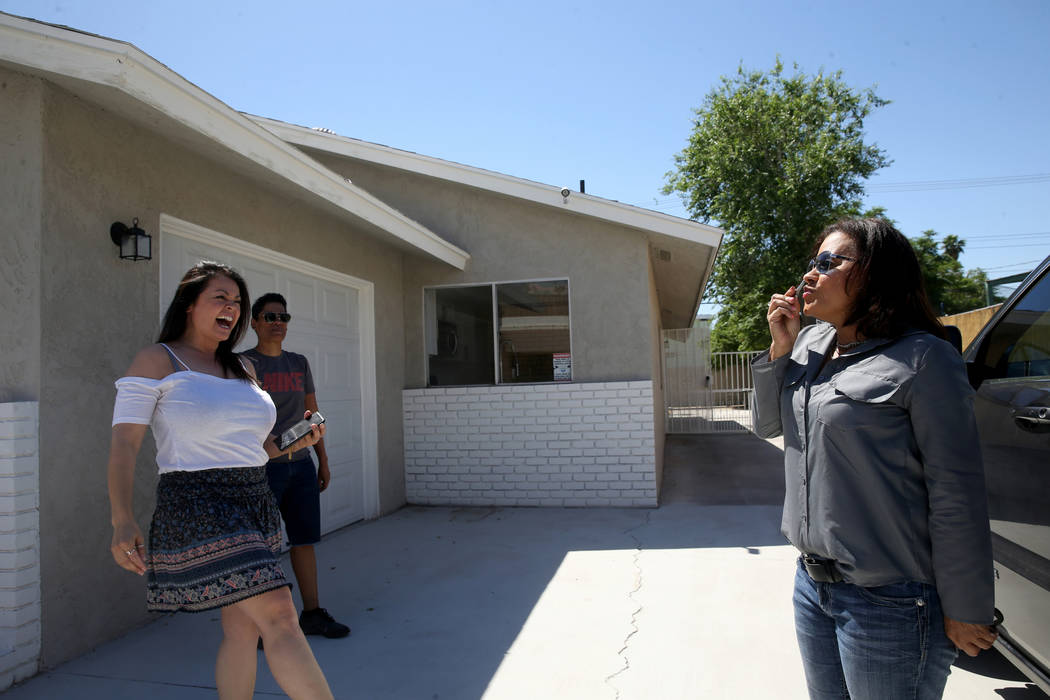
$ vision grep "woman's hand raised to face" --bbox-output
[768,285,802,360]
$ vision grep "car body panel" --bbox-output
[964,254,1050,693]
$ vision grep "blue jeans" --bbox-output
[793,558,957,700]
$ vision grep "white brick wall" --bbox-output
[0,402,40,690]
[403,381,657,507]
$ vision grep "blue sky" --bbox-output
[6,0,1048,313]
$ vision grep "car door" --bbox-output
[965,258,1050,690]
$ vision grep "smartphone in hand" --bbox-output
[797,277,814,327]
[276,412,325,451]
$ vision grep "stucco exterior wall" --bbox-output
[31,81,409,667]
[303,152,656,388]
[0,69,43,404]
[647,257,666,498]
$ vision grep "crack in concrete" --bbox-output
[604,509,652,699]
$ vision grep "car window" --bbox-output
[975,269,1050,380]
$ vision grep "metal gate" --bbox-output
[661,328,758,434]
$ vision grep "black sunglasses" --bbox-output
[261,311,291,323]
[807,251,856,275]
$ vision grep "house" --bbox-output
[0,12,721,683]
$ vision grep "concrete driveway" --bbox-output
[7,434,1046,699]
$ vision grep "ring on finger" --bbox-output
[125,549,134,557]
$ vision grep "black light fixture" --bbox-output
[110,218,152,261]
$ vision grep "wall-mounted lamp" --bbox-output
[110,218,152,261]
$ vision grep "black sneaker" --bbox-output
[299,608,350,638]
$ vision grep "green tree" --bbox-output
[664,59,890,351]
[910,231,988,315]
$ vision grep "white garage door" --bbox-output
[158,215,379,532]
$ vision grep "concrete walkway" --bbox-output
[7,434,1046,699]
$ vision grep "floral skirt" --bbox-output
[146,466,290,613]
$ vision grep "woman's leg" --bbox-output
[793,560,850,700]
[229,586,334,700]
[832,580,957,700]
[217,604,260,699]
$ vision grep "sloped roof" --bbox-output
[250,116,722,249]
[250,116,723,327]
[0,11,722,326]
[0,12,470,269]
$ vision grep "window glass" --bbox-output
[497,281,571,383]
[977,270,1050,380]
[426,286,494,386]
[424,280,571,386]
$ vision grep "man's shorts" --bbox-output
[265,456,321,546]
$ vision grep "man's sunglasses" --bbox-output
[261,312,291,323]
[807,251,856,275]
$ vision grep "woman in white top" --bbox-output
[107,261,334,700]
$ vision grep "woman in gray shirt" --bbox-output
[752,218,998,700]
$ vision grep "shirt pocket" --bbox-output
[781,363,808,419]
[818,370,905,429]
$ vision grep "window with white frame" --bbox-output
[425,280,571,386]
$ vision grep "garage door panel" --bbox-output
[163,230,369,532]
[181,244,220,269]
[320,400,362,531]
[286,278,318,324]
[323,472,362,530]
[320,285,355,329]
[239,262,280,302]
[316,337,357,383]
[318,400,356,451]
[322,350,355,396]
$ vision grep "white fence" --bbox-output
[662,328,758,434]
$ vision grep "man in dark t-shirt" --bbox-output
[243,292,349,639]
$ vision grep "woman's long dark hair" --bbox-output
[157,261,252,380]
[815,218,946,341]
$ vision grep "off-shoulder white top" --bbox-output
[112,360,276,473]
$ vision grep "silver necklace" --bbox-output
[836,340,864,352]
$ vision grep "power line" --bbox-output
[868,173,1050,192]
[975,259,1044,271]
[960,231,1050,240]
[651,173,1050,200]
[968,242,1050,250]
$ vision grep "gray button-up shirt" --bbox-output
[751,323,994,623]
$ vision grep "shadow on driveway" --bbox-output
[662,432,785,505]
[9,433,1039,699]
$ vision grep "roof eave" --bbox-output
[0,13,469,270]
[248,115,724,251]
